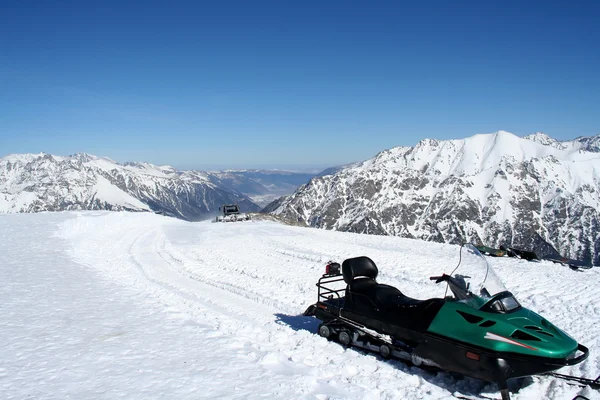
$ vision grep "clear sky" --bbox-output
[1,1,599,170]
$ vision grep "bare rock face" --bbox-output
[0,153,260,220]
[269,131,600,266]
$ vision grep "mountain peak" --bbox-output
[495,130,515,136]
[69,152,100,163]
[523,132,558,146]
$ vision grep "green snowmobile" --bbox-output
[304,244,593,399]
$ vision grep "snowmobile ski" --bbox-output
[545,372,600,390]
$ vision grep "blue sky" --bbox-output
[1,1,599,170]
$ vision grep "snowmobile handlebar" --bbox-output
[429,274,449,284]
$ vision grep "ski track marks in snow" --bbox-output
[58,213,496,399]
[2,213,325,400]
[3,211,598,399]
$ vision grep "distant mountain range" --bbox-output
[210,170,314,207]
[267,131,600,266]
[4,131,599,265]
[0,153,314,220]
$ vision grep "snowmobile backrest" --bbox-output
[342,256,378,284]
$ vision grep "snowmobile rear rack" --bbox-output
[313,267,345,313]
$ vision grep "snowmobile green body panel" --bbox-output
[427,301,578,358]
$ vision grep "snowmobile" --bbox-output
[304,244,591,400]
[500,245,539,261]
[542,254,593,270]
[214,204,251,222]
[475,244,507,257]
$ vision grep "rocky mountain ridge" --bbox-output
[268,131,600,265]
[0,153,260,220]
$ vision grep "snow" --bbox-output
[367,131,600,179]
[524,132,600,153]
[0,190,38,213]
[2,211,600,399]
[86,158,177,179]
[0,153,48,164]
[92,176,151,211]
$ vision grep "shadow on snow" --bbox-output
[274,312,320,332]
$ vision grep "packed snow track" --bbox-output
[2,211,599,399]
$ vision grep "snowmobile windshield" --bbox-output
[451,244,511,310]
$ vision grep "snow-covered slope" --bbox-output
[0,153,260,220]
[2,212,598,399]
[268,131,600,265]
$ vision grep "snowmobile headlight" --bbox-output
[500,296,520,311]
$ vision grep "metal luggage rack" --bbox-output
[315,264,346,313]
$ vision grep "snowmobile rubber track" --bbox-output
[320,315,438,368]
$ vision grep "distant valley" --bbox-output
[209,170,315,207]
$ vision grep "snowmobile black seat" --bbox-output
[342,256,378,284]
[342,256,444,332]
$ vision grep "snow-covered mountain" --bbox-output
[0,153,260,220]
[268,131,600,265]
